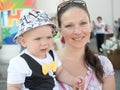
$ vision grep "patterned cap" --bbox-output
[14,9,57,42]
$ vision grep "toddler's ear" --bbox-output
[18,36,26,47]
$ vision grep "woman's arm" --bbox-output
[102,75,116,90]
[7,83,22,90]
[56,66,84,89]
[99,56,116,90]
[56,66,73,85]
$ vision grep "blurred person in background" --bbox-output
[113,20,119,38]
[93,16,105,53]
[117,18,120,38]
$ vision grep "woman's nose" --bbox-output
[73,26,82,34]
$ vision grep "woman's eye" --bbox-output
[81,22,87,25]
[65,24,73,28]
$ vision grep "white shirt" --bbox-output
[96,22,105,34]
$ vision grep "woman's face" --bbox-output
[60,7,91,49]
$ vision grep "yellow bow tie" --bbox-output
[42,61,57,75]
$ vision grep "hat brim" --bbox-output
[14,22,57,43]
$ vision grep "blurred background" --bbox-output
[0,0,120,90]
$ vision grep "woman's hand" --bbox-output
[72,76,84,90]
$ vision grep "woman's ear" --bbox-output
[58,28,61,33]
[58,28,63,36]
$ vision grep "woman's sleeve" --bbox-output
[98,55,115,78]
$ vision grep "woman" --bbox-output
[56,0,116,90]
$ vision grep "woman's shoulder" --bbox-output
[56,49,63,59]
[97,55,114,77]
[97,55,112,66]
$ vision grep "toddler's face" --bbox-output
[19,25,53,58]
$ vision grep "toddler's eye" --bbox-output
[47,36,52,39]
[34,38,41,40]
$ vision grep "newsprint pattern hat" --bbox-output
[14,9,57,42]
